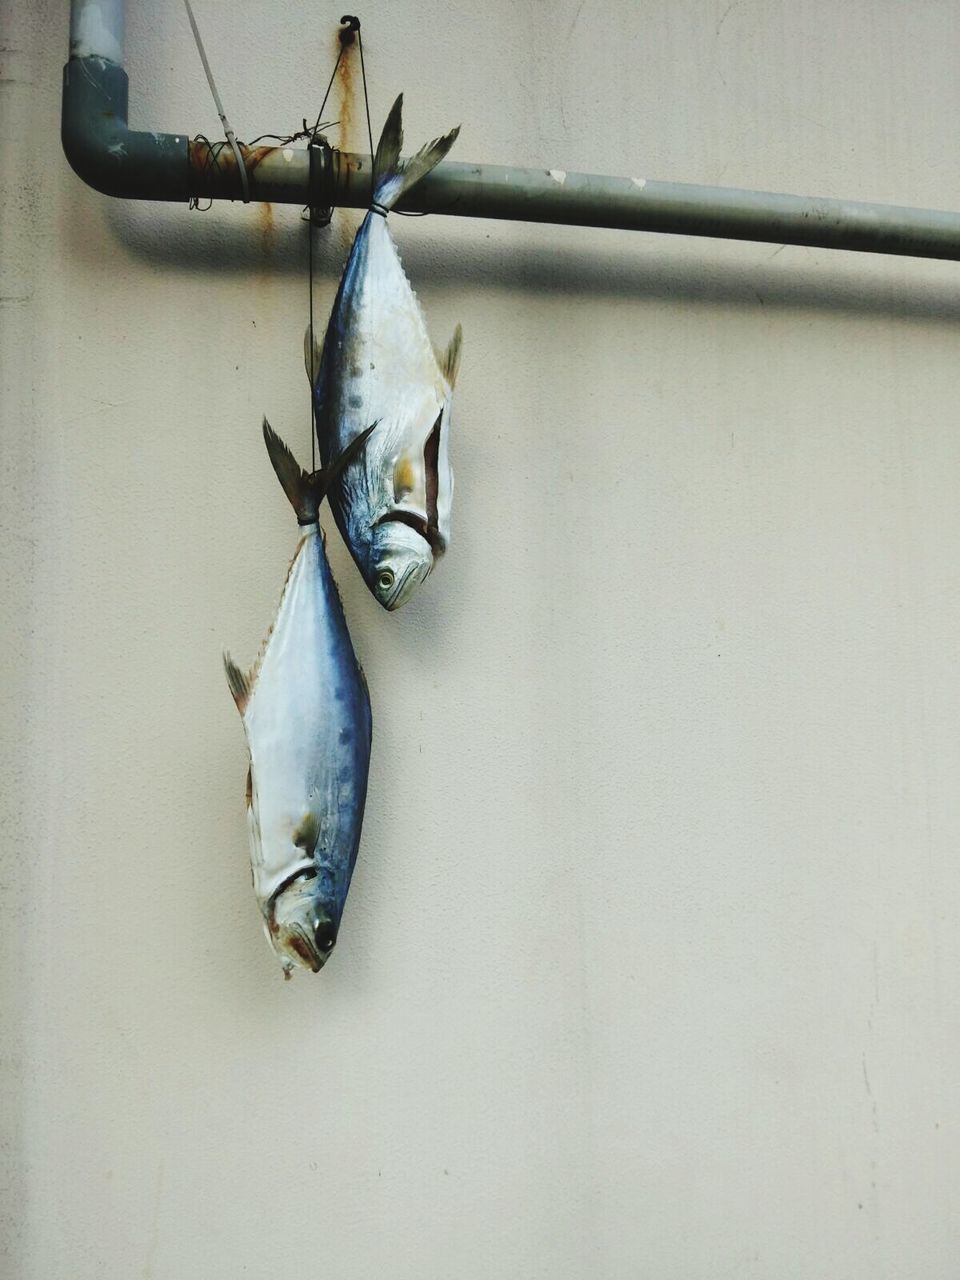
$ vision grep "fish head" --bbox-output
[366,519,434,610]
[267,873,337,976]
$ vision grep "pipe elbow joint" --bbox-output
[61,57,189,201]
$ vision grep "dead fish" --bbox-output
[306,93,463,610]
[224,420,373,977]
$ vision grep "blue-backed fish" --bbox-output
[224,420,373,977]
[305,94,463,610]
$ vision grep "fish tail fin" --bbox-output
[263,417,322,524]
[435,323,464,388]
[372,93,460,212]
[263,416,379,522]
[303,324,322,390]
[223,650,252,713]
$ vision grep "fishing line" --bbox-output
[355,24,432,217]
[309,43,346,141]
[357,34,430,219]
[305,40,348,471]
[305,17,380,466]
[356,27,375,166]
[308,204,317,471]
[305,15,372,468]
[182,0,250,202]
[354,24,438,219]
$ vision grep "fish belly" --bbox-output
[242,530,371,918]
[321,215,448,464]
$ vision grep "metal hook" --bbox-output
[339,14,360,46]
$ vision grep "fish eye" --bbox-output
[377,569,395,591]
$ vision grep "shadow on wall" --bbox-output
[103,197,960,327]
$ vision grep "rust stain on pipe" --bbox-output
[188,139,281,194]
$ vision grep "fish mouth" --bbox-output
[267,868,333,973]
[286,926,324,972]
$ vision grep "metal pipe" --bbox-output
[62,56,191,202]
[62,0,960,262]
[69,0,124,60]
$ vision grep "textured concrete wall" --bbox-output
[4,1,960,1275]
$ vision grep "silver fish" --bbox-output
[224,421,373,977]
[306,94,463,610]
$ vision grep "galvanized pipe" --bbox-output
[62,0,960,261]
[326,153,960,261]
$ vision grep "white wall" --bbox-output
[4,1,960,1275]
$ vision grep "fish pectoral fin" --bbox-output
[318,421,380,493]
[435,323,463,389]
[303,325,322,389]
[224,650,253,713]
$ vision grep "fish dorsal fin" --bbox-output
[303,325,322,389]
[372,94,460,213]
[434,323,463,389]
[224,651,253,713]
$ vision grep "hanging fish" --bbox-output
[306,93,463,610]
[224,420,374,977]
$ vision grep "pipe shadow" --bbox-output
[106,198,960,326]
